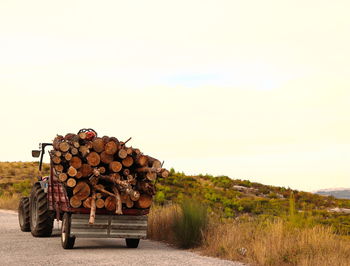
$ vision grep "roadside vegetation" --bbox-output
[1,161,350,265]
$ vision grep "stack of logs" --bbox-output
[51,131,169,224]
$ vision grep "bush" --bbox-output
[173,198,208,248]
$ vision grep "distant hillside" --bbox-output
[315,188,350,199]
[1,162,350,233]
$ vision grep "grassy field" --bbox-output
[1,161,350,265]
[148,203,350,266]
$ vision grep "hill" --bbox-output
[315,188,350,199]
[1,162,350,233]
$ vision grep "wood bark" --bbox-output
[96,198,105,209]
[79,146,90,157]
[118,149,127,159]
[73,181,91,201]
[87,152,100,166]
[92,138,105,153]
[112,187,122,215]
[135,194,152,208]
[52,156,61,164]
[70,195,81,208]
[105,141,118,155]
[67,166,77,177]
[54,164,64,172]
[59,142,70,152]
[64,153,72,161]
[100,151,113,164]
[70,147,79,155]
[83,197,92,208]
[104,196,116,211]
[109,161,122,173]
[81,164,92,177]
[122,156,133,167]
[67,178,77,188]
[137,155,148,166]
[58,173,68,182]
[70,156,82,169]
[89,192,96,224]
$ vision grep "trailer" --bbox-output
[18,135,150,249]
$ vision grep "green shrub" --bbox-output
[173,198,208,248]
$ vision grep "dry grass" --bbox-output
[148,205,350,266]
[148,204,178,242]
[0,194,21,210]
[202,219,350,266]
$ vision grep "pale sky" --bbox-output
[0,1,349,191]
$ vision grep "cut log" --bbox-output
[59,142,70,152]
[130,190,140,201]
[96,193,102,199]
[70,156,82,169]
[58,173,68,182]
[89,192,96,224]
[75,171,83,179]
[146,171,157,181]
[148,156,162,168]
[54,151,62,157]
[126,147,133,155]
[64,133,76,140]
[70,195,81,208]
[122,156,133,167]
[105,141,118,155]
[79,146,90,157]
[67,166,77,177]
[104,196,116,211]
[54,164,64,172]
[71,147,79,155]
[112,187,122,215]
[160,169,169,178]
[96,198,105,209]
[72,141,80,148]
[67,178,77,188]
[92,138,105,153]
[81,164,92,177]
[83,197,92,208]
[118,149,127,159]
[78,132,87,140]
[123,169,130,176]
[109,161,122,173]
[111,173,121,182]
[135,194,152,208]
[86,152,100,166]
[53,135,63,150]
[98,166,106,174]
[52,156,61,164]
[64,153,72,161]
[100,151,113,164]
[120,193,128,204]
[102,136,110,144]
[73,181,91,201]
[137,155,148,166]
[126,196,134,208]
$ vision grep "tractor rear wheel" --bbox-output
[30,183,54,237]
[18,197,30,232]
[125,238,140,248]
[61,213,75,249]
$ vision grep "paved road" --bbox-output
[0,210,243,266]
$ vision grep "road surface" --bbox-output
[0,210,243,266]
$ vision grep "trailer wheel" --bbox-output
[18,197,30,232]
[125,238,140,248]
[61,213,75,249]
[30,183,54,237]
